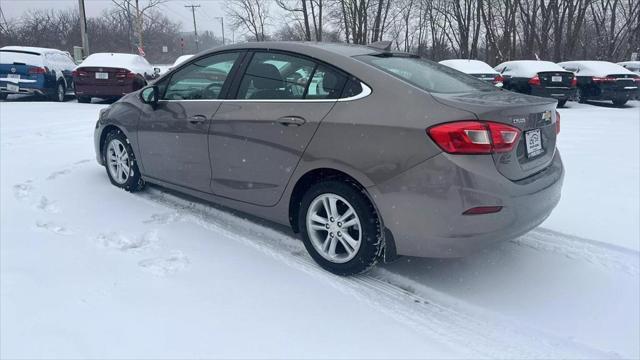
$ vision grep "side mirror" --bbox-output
[141,85,159,107]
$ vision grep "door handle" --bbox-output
[188,115,208,124]
[278,116,306,127]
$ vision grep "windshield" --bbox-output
[356,54,497,93]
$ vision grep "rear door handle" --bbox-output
[189,115,208,124]
[278,116,306,127]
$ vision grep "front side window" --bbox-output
[163,52,240,100]
[237,52,315,100]
[356,54,496,94]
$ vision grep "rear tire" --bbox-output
[557,99,567,108]
[298,180,382,276]
[0,93,7,100]
[103,130,145,192]
[77,96,91,103]
[576,88,586,103]
[612,99,627,107]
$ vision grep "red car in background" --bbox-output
[73,53,157,103]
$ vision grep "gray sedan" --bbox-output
[94,42,564,275]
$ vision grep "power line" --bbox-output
[184,4,201,51]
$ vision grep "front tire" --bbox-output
[77,96,91,103]
[103,130,145,192]
[299,180,382,276]
[576,88,586,103]
[51,82,66,102]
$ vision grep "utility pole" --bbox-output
[78,0,90,56]
[135,0,144,53]
[214,17,225,45]
[185,4,201,51]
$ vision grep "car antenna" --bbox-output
[367,41,392,53]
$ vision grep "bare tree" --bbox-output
[226,0,270,41]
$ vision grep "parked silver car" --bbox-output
[94,42,564,275]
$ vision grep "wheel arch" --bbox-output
[288,167,398,262]
[98,124,127,162]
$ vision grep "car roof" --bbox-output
[199,41,380,58]
[0,46,69,55]
[558,60,634,76]
[439,59,497,74]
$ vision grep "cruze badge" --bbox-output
[512,117,526,124]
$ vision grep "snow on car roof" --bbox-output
[0,46,70,55]
[494,60,565,77]
[173,55,194,67]
[77,53,153,75]
[558,61,635,76]
[439,59,498,74]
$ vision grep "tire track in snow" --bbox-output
[136,187,619,359]
[514,228,639,276]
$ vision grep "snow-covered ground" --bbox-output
[1,98,638,359]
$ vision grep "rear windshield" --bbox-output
[356,54,496,93]
[0,50,43,66]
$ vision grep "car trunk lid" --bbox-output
[430,90,558,181]
[537,71,574,87]
[75,66,133,85]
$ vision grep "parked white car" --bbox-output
[0,46,77,101]
[169,54,194,70]
[439,59,503,87]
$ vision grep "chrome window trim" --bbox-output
[157,82,371,103]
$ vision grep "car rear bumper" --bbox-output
[76,83,138,98]
[370,151,564,258]
[531,86,576,100]
[587,87,639,101]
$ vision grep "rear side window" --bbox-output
[237,52,316,100]
[163,52,240,100]
[0,50,43,66]
[357,54,495,93]
[306,65,347,100]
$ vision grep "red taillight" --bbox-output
[115,70,135,79]
[570,77,577,87]
[493,75,504,85]
[528,75,541,86]
[72,70,88,77]
[592,76,615,83]
[555,111,560,135]
[427,121,521,154]
[28,66,45,74]
[463,206,503,215]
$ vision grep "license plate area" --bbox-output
[551,76,562,82]
[525,129,543,158]
[6,83,19,92]
[95,72,109,79]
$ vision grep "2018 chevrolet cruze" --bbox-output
[94,42,564,275]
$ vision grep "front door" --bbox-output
[137,51,244,193]
[210,51,348,206]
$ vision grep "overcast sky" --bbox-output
[1,0,237,35]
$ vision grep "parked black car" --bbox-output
[559,61,640,106]
[494,60,577,107]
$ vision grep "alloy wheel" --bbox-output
[306,193,362,263]
[106,139,131,184]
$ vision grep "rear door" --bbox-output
[137,51,245,192]
[210,51,347,206]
